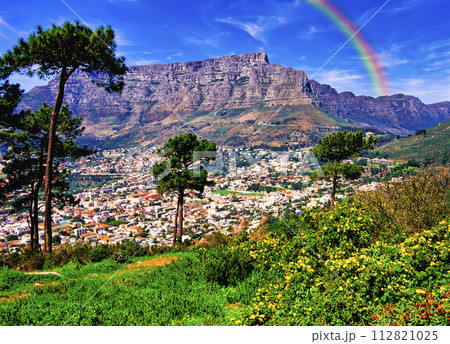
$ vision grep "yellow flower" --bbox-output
[416,289,426,294]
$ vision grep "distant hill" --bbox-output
[376,120,450,166]
[17,52,450,149]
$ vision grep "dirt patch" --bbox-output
[25,271,63,277]
[0,293,30,303]
[33,281,59,287]
[124,256,178,269]
[226,303,243,310]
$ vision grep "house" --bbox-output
[21,233,31,244]
[0,242,7,252]
[80,232,97,242]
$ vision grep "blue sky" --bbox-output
[1,0,449,104]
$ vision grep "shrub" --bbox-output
[299,202,376,257]
[357,169,450,239]
[112,240,142,263]
[199,245,255,286]
[88,244,111,263]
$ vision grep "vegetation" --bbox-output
[376,120,450,167]
[1,168,448,326]
[0,103,91,251]
[357,169,449,239]
[311,131,378,207]
[0,21,127,253]
[152,133,216,244]
[214,190,265,197]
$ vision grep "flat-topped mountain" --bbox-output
[18,52,450,148]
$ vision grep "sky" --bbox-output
[0,0,449,104]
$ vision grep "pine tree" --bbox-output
[311,131,378,207]
[152,133,216,243]
[0,21,127,252]
[0,103,92,251]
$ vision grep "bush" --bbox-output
[199,245,255,286]
[299,203,376,256]
[88,245,111,263]
[112,240,142,263]
[357,169,450,239]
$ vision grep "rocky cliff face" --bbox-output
[18,52,450,147]
[306,80,450,134]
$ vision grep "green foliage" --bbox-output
[0,20,127,253]
[0,267,31,291]
[377,121,450,167]
[153,132,216,243]
[52,236,61,245]
[103,220,126,227]
[357,169,450,238]
[1,174,449,325]
[311,131,377,205]
[0,21,127,91]
[0,254,230,326]
[199,245,255,286]
[5,235,18,242]
[111,240,141,263]
[247,183,278,193]
[152,132,216,196]
[228,208,450,326]
[311,130,378,163]
[299,203,376,256]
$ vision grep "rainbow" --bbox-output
[305,0,390,96]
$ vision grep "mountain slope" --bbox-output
[376,120,450,166]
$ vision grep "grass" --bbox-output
[0,252,240,325]
[213,190,265,197]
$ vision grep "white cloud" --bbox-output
[7,74,49,92]
[115,30,133,47]
[215,15,287,43]
[391,76,450,104]
[301,25,325,39]
[423,58,450,72]
[184,36,218,47]
[133,59,160,66]
[0,16,27,39]
[315,69,364,83]
[311,69,372,95]
[379,51,408,69]
[166,52,183,61]
[384,0,429,15]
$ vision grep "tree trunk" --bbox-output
[32,181,41,252]
[330,173,337,208]
[43,68,67,254]
[28,189,34,251]
[173,196,179,245]
[34,144,45,252]
[178,191,184,243]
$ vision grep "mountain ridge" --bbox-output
[17,52,450,148]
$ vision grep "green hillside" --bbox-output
[376,120,450,166]
[1,199,449,326]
